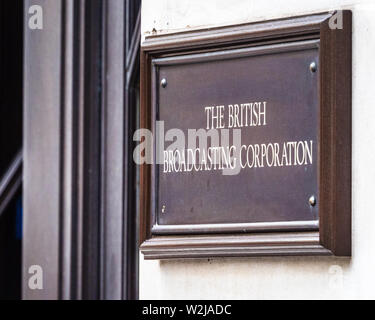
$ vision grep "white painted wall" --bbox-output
[140,0,375,299]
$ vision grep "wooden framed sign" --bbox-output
[139,11,352,259]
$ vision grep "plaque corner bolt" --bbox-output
[309,61,317,73]
[309,195,317,207]
[161,205,166,214]
[161,78,167,88]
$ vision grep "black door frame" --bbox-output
[23,0,139,300]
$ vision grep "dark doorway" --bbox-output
[0,0,23,300]
[20,0,140,299]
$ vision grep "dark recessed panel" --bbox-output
[154,41,319,234]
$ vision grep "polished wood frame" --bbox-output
[140,11,352,259]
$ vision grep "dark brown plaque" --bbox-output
[154,41,319,234]
[140,11,352,259]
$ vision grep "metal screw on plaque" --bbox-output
[309,195,317,207]
[161,205,166,214]
[309,62,317,73]
[161,78,167,88]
